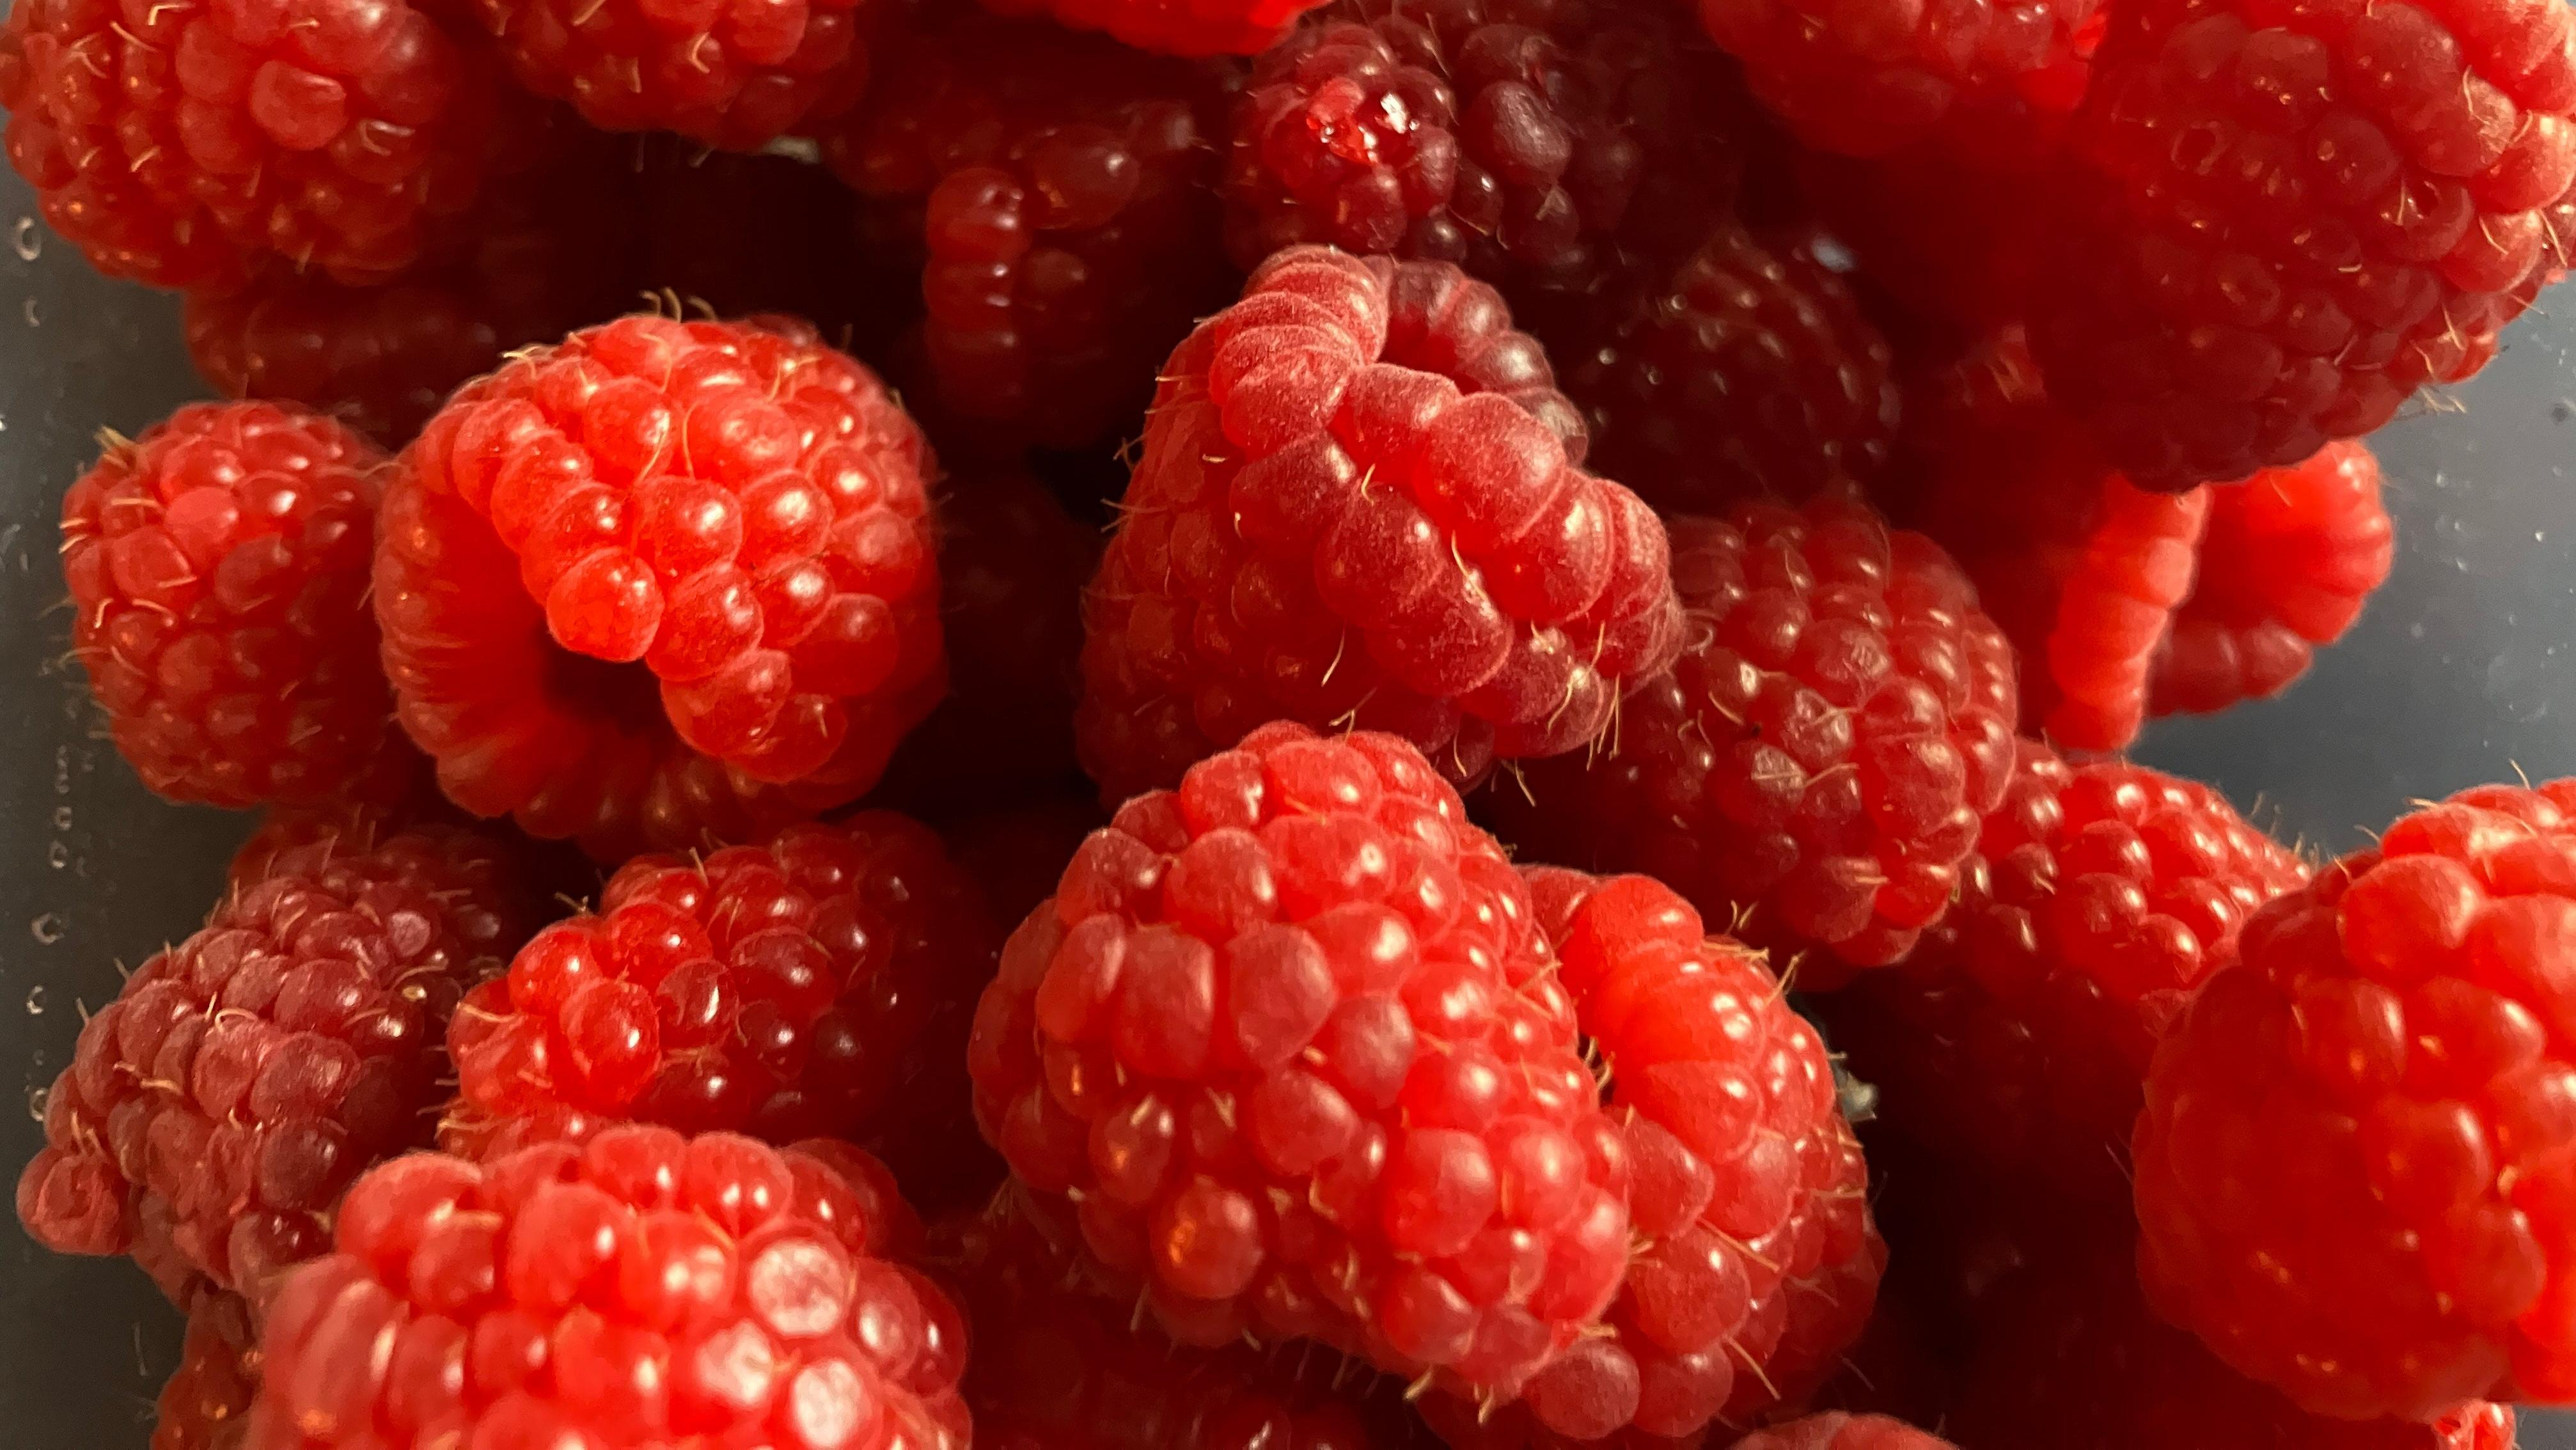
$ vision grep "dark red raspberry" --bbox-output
[375,313,946,859]
[1078,247,1684,802]
[2030,0,2576,488]
[817,13,1237,452]
[444,814,1005,1210]
[1793,146,2061,332]
[977,0,1317,58]
[1734,1415,1956,1450]
[239,1128,968,1450]
[17,822,542,1307]
[2153,441,2394,718]
[156,1293,262,1450]
[0,0,514,288]
[1553,223,1901,515]
[1220,0,1748,300]
[1491,494,2019,973]
[1821,744,2309,1201]
[2134,779,2576,1419]
[60,401,414,809]
[968,722,1632,1399]
[1424,870,1881,1444]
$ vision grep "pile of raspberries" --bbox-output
[10,0,2575,1442]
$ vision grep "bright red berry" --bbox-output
[238,1128,969,1450]
[968,722,1631,1400]
[2030,0,2576,488]
[2133,779,2576,1419]
[2153,441,2395,718]
[1077,247,1684,802]
[977,0,1319,58]
[17,823,542,1307]
[1734,1415,1958,1450]
[1493,494,2020,973]
[374,313,946,859]
[156,1293,262,1450]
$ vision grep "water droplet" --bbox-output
[26,1087,47,1123]
[8,218,34,261]
[30,913,65,945]
[26,986,44,1015]
[23,297,39,327]
[50,806,70,830]
[46,841,68,869]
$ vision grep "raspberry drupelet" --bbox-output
[1735,1415,1958,1450]
[1821,744,2310,1201]
[1491,494,2020,973]
[373,313,946,859]
[443,815,1005,1210]
[1077,247,1684,802]
[157,1293,263,1450]
[967,722,1633,1401]
[237,1128,969,1450]
[976,0,1317,58]
[61,401,412,810]
[0,0,513,288]
[2030,0,2576,488]
[2153,441,2395,718]
[2134,779,2576,1419]
[16,822,542,1308]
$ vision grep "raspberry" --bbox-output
[1553,224,1901,515]
[1734,1415,1956,1450]
[967,722,1631,1399]
[1077,247,1684,802]
[1220,0,1747,301]
[818,13,1237,451]
[2029,0,2576,488]
[1492,494,2019,972]
[1426,869,1881,1444]
[157,1293,262,1450]
[444,815,1005,1211]
[374,313,946,859]
[16,822,541,1307]
[976,0,1317,58]
[2133,779,2576,1419]
[237,1128,969,1450]
[59,401,413,809]
[0,0,513,288]
[1820,744,2310,1201]
[2152,442,2395,718]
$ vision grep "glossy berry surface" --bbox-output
[1078,247,1683,802]
[1495,494,2018,972]
[375,313,945,859]
[17,823,540,1306]
[2032,0,2576,487]
[239,1128,968,1450]
[2135,779,2576,1419]
[1824,745,2309,1200]
[2153,441,2395,717]
[976,0,1319,58]
[1736,1415,1958,1450]
[445,815,1003,1208]
[968,722,1632,1399]
[61,401,409,809]
[156,1293,262,1450]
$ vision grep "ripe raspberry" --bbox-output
[1820,745,2309,1201]
[1553,224,1902,515]
[1492,494,2019,972]
[967,722,1631,1399]
[0,0,514,288]
[60,401,413,810]
[17,822,541,1307]
[1734,1415,1956,1450]
[444,815,1005,1210]
[374,313,945,859]
[157,1293,262,1450]
[1078,247,1684,802]
[2030,0,2576,488]
[2133,779,2576,1419]
[977,0,1316,58]
[2153,442,2395,718]
[238,1128,968,1450]
[818,13,1236,451]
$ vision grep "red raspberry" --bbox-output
[157,1293,262,1450]
[238,1128,968,1450]
[2029,0,2576,488]
[1820,744,2309,1201]
[966,722,1632,1399]
[2152,441,2395,718]
[444,814,1005,1210]
[1492,494,2020,972]
[1734,1415,1956,1450]
[1553,224,1902,515]
[1425,870,1881,1444]
[818,13,1237,452]
[1077,247,1684,802]
[17,822,542,1307]
[977,0,1317,58]
[2133,779,2576,1419]
[59,401,413,810]
[374,313,945,859]
[0,0,514,288]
